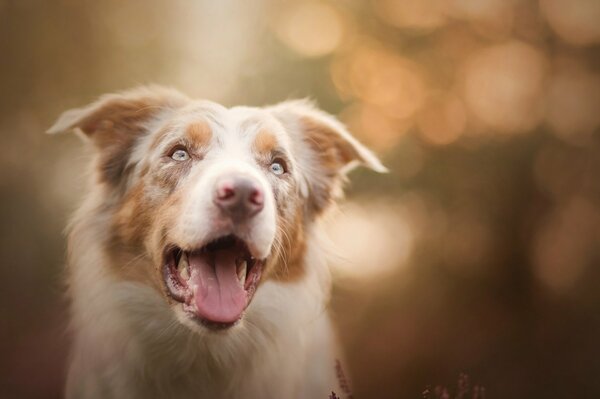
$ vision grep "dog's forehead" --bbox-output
[176,102,289,146]
[140,102,293,167]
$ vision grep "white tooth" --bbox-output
[237,260,247,284]
[178,253,190,280]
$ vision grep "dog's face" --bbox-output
[50,86,385,331]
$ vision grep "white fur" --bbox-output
[66,189,343,399]
[172,123,278,259]
[52,88,383,399]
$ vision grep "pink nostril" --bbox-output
[216,183,235,201]
[249,188,264,207]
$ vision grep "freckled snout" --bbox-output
[213,176,264,222]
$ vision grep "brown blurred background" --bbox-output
[1,0,599,398]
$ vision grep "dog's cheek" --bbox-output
[267,182,308,282]
[113,183,158,247]
[117,162,192,249]
[151,162,194,195]
[100,182,166,290]
[147,188,189,265]
[303,140,348,217]
[279,206,308,282]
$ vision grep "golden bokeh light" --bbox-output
[540,0,600,46]
[341,102,410,151]
[449,0,515,39]
[417,92,467,145]
[326,201,414,280]
[372,0,447,32]
[545,59,600,144]
[343,44,427,120]
[161,1,266,100]
[462,40,547,134]
[274,2,345,58]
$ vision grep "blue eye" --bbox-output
[269,160,286,175]
[171,149,189,161]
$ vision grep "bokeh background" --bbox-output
[1,0,599,398]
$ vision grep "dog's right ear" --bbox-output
[48,85,188,147]
[48,86,188,184]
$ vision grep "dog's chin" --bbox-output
[172,305,246,335]
[162,234,266,332]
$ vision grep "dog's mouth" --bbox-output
[163,235,264,329]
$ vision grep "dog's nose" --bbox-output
[213,176,264,221]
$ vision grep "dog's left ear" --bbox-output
[48,86,188,185]
[270,100,387,215]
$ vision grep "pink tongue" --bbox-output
[188,250,248,324]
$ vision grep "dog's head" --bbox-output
[49,86,385,331]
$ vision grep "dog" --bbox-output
[48,86,385,399]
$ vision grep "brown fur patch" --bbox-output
[67,88,187,186]
[253,129,278,157]
[298,115,362,216]
[151,162,193,194]
[269,206,308,282]
[107,182,167,288]
[105,244,162,292]
[113,183,153,247]
[300,115,356,171]
[186,121,212,148]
